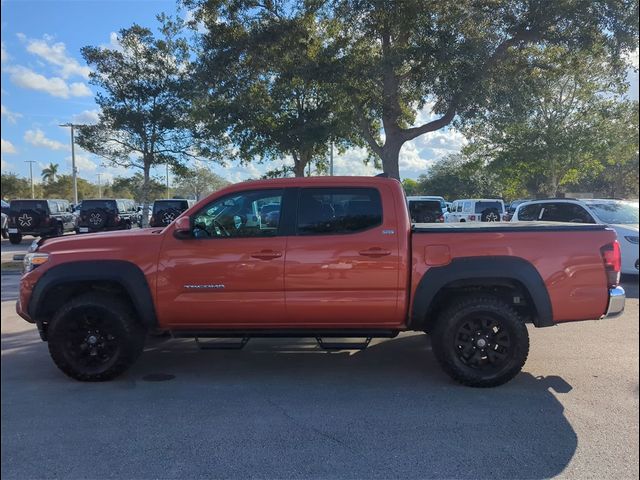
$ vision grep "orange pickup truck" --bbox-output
[16,176,625,387]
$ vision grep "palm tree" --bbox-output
[41,163,59,184]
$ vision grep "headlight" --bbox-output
[23,253,49,273]
[624,236,639,245]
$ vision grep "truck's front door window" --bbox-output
[192,189,284,238]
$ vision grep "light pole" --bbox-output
[166,163,170,199]
[96,173,103,198]
[25,161,37,199]
[329,142,334,176]
[59,123,84,205]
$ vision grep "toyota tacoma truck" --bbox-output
[16,176,625,387]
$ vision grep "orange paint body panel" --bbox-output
[18,176,617,331]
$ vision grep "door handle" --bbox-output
[358,248,391,258]
[250,250,283,260]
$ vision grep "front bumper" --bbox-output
[603,286,626,318]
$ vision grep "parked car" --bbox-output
[447,199,507,222]
[149,199,195,227]
[75,199,139,233]
[1,199,9,239]
[17,176,624,387]
[407,196,446,223]
[6,199,75,244]
[513,198,639,274]
[504,199,530,221]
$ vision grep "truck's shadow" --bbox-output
[2,328,577,480]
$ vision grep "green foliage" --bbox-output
[76,18,219,223]
[1,173,40,200]
[106,173,167,203]
[325,0,638,178]
[416,154,503,200]
[464,48,635,197]
[401,178,420,195]
[173,166,230,200]
[189,1,366,176]
[42,175,98,201]
[41,163,59,184]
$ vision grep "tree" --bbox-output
[326,0,638,179]
[173,166,229,200]
[582,101,639,199]
[416,154,503,200]
[464,48,631,197]
[42,175,98,201]
[401,178,420,195]
[108,173,167,203]
[41,163,59,184]
[1,172,40,200]
[189,1,368,177]
[76,18,215,225]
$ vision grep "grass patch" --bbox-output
[1,261,22,272]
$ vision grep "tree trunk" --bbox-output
[293,150,313,177]
[381,141,402,180]
[141,159,151,227]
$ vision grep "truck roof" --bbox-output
[232,176,400,189]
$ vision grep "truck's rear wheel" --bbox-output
[432,296,529,387]
[47,293,146,381]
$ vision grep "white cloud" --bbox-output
[1,158,14,171]
[67,154,97,173]
[24,129,68,151]
[1,139,17,154]
[100,32,124,52]
[1,40,9,64]
[625,49,639,70]
[71,109,100,125]
[6,65,92,99]
[1,105,22,124]
[23,36,91,79]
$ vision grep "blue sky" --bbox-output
[1,0,638,187]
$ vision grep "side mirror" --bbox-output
[173,215,192,239]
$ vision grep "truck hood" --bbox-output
[37,228,166,255]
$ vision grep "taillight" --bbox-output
[437,215,444,223]
[114,215,121,223]
[150,216,155,225]
[469,215,476,221]
[601,241,621,288]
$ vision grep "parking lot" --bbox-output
[1,237,638,480]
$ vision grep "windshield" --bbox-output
[475,201,504,213]
[153,200,188,213]
[587,202,639,225]
[81,200,117,211]
[10,200,49,212]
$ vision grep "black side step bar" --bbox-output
[316,337,372,350]
[195,337,250,350]
[172,329,399,339]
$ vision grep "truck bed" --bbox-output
[413,222,609,233]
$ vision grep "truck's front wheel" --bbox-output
[432,296,529,387]
[47,293,146,381]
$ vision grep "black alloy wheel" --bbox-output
[432,296,529,387]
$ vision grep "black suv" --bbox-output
[149,199,194,227]
[76,199,140,233]
[7,199,76,244]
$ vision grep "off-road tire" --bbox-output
[47,292,146,381]
[432,295,529,388]
[9,233,22,244]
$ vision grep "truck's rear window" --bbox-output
[409,200,443,222]
[153,200,188,213]
[81,200,117,211]
[297,188,382,235]
[475,201,504,213]
[10,200,49,212]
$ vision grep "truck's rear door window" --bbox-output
[297,188,382,235]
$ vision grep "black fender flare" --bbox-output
[410,256,554,329]
[29,260,157,328]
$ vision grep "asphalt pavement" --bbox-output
[1,241,638,479]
